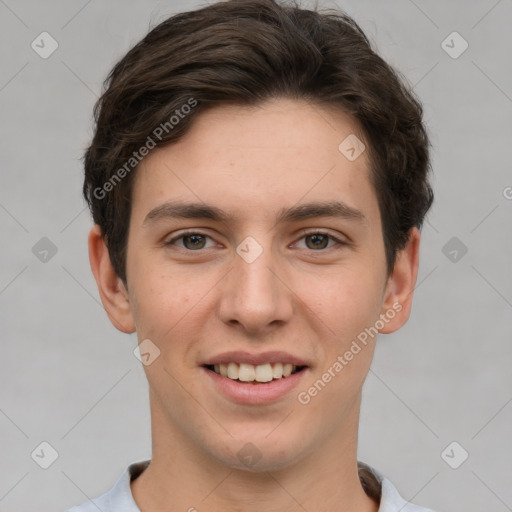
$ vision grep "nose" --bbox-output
[217,237,294,336]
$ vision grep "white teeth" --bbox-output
[272,362,283,379]
[227,362,238,380]
[255,363,273,382]
[283,363,293,377]
[211,362,298,382]
[238,363,255,382]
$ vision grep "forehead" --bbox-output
[132,98,380,231]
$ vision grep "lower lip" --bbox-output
[202,366,308,405]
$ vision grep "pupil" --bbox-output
[308,234,328,249]
[185,235,205,249]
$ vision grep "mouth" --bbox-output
[200,350,311,404]
[203,362,307,384]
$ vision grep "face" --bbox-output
[92,97,418,472]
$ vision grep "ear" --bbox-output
[88,225,136,334]
[378,227,421,334]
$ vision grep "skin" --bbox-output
[89,97,420,512]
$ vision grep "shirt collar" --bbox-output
[78,459,434,512]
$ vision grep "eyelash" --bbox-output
[165,230,347,252]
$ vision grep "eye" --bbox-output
[294,230,346,251]
[166,231,216,251]
[165,230,347,252]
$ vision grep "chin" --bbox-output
[209,433,309,473]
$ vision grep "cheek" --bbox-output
[298,264,384,337]
[128,266,214,370]
[128,268,189,337]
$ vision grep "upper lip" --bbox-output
[201,350,310,367]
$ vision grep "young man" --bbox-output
[68,0,435,510]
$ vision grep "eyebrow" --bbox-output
[143,200,367,226]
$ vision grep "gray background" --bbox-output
[1,1,511,511]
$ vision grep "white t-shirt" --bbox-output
[66,460,436,512]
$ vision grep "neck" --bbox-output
[131,393,379,512]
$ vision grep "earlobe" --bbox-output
[378,227,421,334]
[88,225,136,334]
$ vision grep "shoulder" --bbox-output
[358,461,437,512]
[65,460,150,512]
[380,478,437,512]
[65,481,116,512]
[66,494,110,512]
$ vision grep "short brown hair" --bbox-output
[83,0,434,284]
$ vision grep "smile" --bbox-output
[204,362,305,383]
